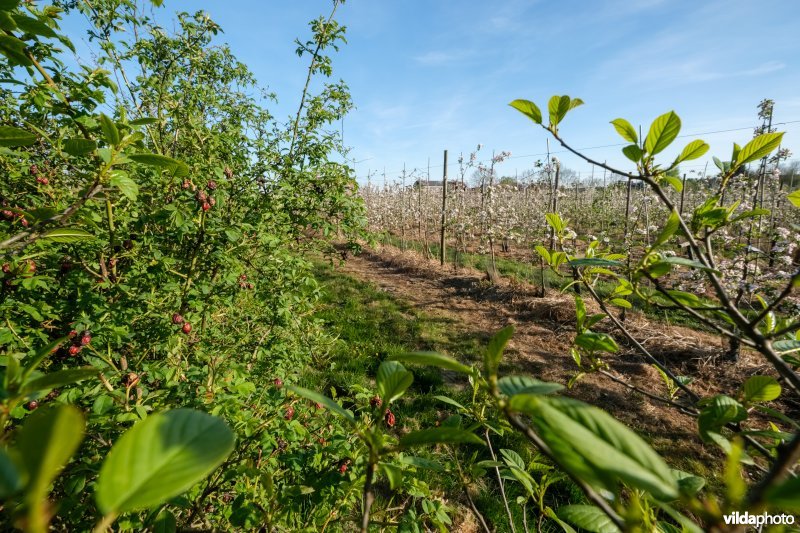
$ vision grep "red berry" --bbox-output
[21,218,28,227]
[284,406,295,421]
[208,197,216,207]
[202,202,211,211]
[80,333,91,346]
[273,377,283,389]
[182,322,192,334]
[207,180,217,190]
[370,395,382,408]
[68,330,77,338]
[68,345,81,356]
[1,263,9,274]
[384,409,395,428]
[25,400,38,411]
[36,176,49,185]
[172,313,184,324]
[314,402,323,409]
[29,165,39,175]
[339,460,350,474]
[182,179,191,189]
[195,190,207,202]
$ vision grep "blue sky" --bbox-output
[63,0,800,184]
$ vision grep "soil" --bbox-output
[337,244,792,473]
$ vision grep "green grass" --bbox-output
[309,260,584,530]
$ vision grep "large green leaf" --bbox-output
[287,385,355,423]
[0,0,21,12]
[399,427,483,448]
[610,118,637,143]
[128,153,190,177]
[95,409,235,514]
[509,99,542,124]
[485,325,514,379]
[644,111,681,156]
[742,375,781,403]
[568,258,623,269]
[17,406,85,509]
[557,505,621,533]
[391,351,473,374]
[376,360,413,404]
[0,125,36,147]
[736,132,784,167]
[510,395,678,500]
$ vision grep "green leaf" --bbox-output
[736,132,784,167]
[499,375,563,396]
[0,0,21,13]
[17,406,85,510]
[535,245,551,263]
[399,455,445,471]
[610,298,631,309]
[663,175,683,192]
[674,139,709,165]
[622,144,642,162]
[152,510,177,533]
[545,212,564,233]
[575,332,618,353]
[99,113,120,147]
[653,210,680,247]
[399,427,483,448]
[62,138,96,156]
[11,14,57,39]
[509,99,542,124]
[774,339,800,354]
[95,409,235,514]
[655,255,720,275]
[742,375,781,403]
[376,360,413,404]
[431,395,467,410]
[128,153,189,177]
[0,34,32,65]
[21,367,97,394]
[671,469,705,497]
[41,228,94,243]
[286,385,355,423]
[0,448,22,498]
[391,352,473,374]
[110,171,139,201]
[130,117,159,126]
[610,118,637,143]
[644,111,681,156]
[698,395,747,440]
[557,505,621,533]
[510,395,679,500]
[548,95,571,128]
[379,462,403,490]
[788,189,800,209]
[0,125,36,147]
[485,325,514,379]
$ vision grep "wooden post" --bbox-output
[440,150,448,267]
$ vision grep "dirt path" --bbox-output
[339,244,730,467]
